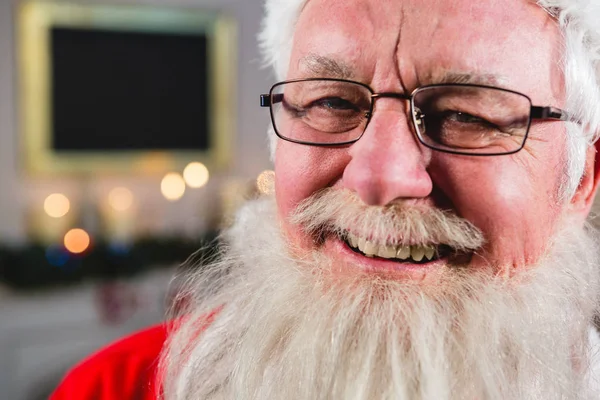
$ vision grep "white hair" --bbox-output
[258,0,600,199]
[160,194,600,399]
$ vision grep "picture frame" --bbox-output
[17,1,236,176]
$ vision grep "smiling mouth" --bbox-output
[342,232,453,264]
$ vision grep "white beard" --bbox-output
[160,196,600,400]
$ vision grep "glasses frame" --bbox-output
[260,78,577,156]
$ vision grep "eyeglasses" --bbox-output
[260,78,577,156]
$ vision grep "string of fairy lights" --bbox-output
[42,161,212,255]
[41,166,276,248]
[0,167,278,287]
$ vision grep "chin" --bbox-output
[160,197,600,400]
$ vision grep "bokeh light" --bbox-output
[183,162,209,188]
[108,241,131,256]
[161,172,186,201]
[108,187,134,211]
[256,170,275,195]
[64,228,91,254]
[45,244,70,267]
[44,193,70,218]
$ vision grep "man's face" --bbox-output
[164,4,600,395]
[274,0,591,277]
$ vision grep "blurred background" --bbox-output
[0,0,273,398]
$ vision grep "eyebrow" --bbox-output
[427,71,508,87]
[297,56,507,89]
[298,54,355,79]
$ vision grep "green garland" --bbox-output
[0,233,218,290]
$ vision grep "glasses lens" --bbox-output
[412,86,532,154]
[270,80,372,145]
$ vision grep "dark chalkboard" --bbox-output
[50,27,210,152]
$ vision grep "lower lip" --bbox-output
[324,236,447,276]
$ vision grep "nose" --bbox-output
[342,104,433,206]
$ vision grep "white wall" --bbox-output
[0,0,274,244]
[0,0,24,243]
[0,268,174,400]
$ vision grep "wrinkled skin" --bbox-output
[274,0,599,278]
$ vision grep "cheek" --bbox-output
[274,142,349,253]
[274,142,349,220]
[433,156,564,265]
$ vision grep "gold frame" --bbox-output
[18,1,236,176]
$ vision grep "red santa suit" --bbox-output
[50,323,167,400]
[50,320,600,399]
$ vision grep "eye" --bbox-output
[281,98,305,117]
[446,111,493,126]
[312,97,360,111]
[427,110,504,133]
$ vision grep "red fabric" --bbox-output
[50,323,167,400]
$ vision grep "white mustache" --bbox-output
[161,197,600,400]
[290,188,485,252]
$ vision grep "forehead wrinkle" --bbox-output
[392,4,407,91]
[298,54,356,79]
[392,3,511,92]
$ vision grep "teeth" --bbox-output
[363,240,377,257]
[358,237,366,251]
[411,246,425,262]
[396,246,411,260]
[378,245,397,259]
[347,233,440,263]
[424,246,435,260]
[348,233,359,248]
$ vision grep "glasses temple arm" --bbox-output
[260,93,284,107]
[530,106,579,123]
